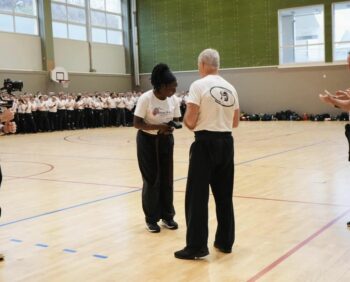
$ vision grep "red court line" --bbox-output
[2,161,54,178]
[5,176,140,190]
[234,195,350,208]
[174,190,350,208]
[246,208,350,282]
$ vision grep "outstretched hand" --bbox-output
[3,122,16,134]
[0,109,14,123]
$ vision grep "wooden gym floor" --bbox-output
[0,121,349,282]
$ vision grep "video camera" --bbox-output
[1,78,23,94]
[167,120,182,129]
[0,78,22,112]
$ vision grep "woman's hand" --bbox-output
[158,124,173,135]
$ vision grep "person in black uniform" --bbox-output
[133,63,181,233]
[175,49,240,260]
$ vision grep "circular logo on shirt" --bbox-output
[210,87,236,107]
[152,107,160,116]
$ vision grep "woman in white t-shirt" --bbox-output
[134,63,181,233]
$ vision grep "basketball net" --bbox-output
[59,80,70,89]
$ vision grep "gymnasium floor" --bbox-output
[0,121,349,282]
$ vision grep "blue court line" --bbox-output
[173,141,325,182]
[93,254,108,259]
[0,188,141,228]
[10,239,105,258]
[63,249,77,253]
[35,243,49,248]
[10,239,23,243]
[0,142,323,229]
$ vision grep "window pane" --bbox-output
[52,3,67,21]
[67,0,85,7]
[68,6,85,24]
[294,45,324,63]
[15,16,38,35]
[294,13,324,45]
[279,5,324,64]
[279,46,295,64]
[15,0,37,16]
[68,24,86,40]
[92,27,106,43]
[0,14,14,32]
[106,0,121,13]
[333,2,350,61]
[52,21,68,38]
[90,0,105,11]
[334,43,350,61]
[53,0,66,3]
[107,29,122,45]
[91,10,106,27]
[334,2,350,42]
[0,1,13,13]
[106,13,121,29]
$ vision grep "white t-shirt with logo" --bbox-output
[134,89,181,135]
[187,74,239,132]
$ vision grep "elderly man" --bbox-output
[175,49,240,260]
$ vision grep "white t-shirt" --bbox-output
[187,74,239,132]
[134,89,181,135]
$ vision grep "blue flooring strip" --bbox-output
[10,239,23,243]
[93,254,108,259]
[63,249,77,253]
[0,189,141,228]
[35,243,49,248]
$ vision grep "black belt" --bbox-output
[194,130,231,140]
[139,130,172,138]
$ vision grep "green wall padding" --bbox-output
[137,0,346,73]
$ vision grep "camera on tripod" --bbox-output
[1,78,23,94]
[0,78,22,112]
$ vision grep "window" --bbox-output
[51,0,87,41]
[333,2,350,61]
[89,0,123,45]
[0,0,38,35]
[51,0,123,45]
[278,5,324,65]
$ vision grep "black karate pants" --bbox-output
[185,131,235,251]
[136,130,175,224]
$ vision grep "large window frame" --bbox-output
[278,5,325,65]
[89,0,123,45]
[51,0,123,46]
[332,1,350,62]
[51,0,87,41]
[0,0,39,35]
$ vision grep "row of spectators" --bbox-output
[0,91,189,134]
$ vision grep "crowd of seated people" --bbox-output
[0,90,189,134]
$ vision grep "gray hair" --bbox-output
[198,48,220,68]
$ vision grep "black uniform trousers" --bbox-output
[136,130,175,224]
[185,130,235,251]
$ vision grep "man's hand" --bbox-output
[3,122,16,134]
[0,109,14,123]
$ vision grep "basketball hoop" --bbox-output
[58,80,70,89]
